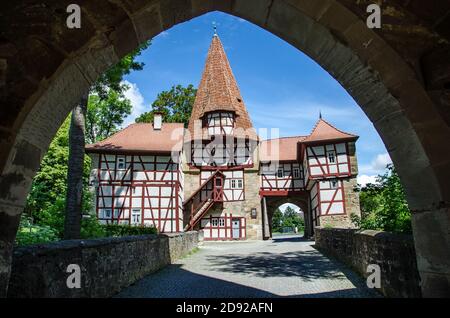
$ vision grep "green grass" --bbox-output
[182,247,200,259]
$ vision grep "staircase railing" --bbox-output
[183,170,224,230]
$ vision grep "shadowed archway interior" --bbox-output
[0,0,449,297]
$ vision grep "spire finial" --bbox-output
[319,110,322,119]
[212,22,217,37]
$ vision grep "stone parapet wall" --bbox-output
[315,227,421,298]
[7,232,198,298]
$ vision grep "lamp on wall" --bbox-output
[251,208,257,219]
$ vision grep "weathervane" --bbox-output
[213,22,217,37]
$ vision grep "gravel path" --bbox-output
[116,235,381,298]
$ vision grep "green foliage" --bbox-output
[135,84,197,126]
[272,208,283,233]
[102,224,157,237]
[20,41,152,245]
[355,164,412,233]
[80,216,107,239]
[86,91,132,143]
[15,215,59,246]
[272,206,304,233]
[24,118,92,226]
[92,42,150,98]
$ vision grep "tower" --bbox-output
[182,33,261,240]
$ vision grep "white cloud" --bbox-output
[357,153,392,186]
[121,80,147,127]
[372,153,392,171]
[359,153,392,176]
[357,174,378,187]
[279,203,304,214]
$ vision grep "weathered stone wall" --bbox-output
[7,232,198,298]
[315,227,421,298]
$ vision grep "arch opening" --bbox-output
[1,1,449,297]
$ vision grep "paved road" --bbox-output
[116,235,380,298]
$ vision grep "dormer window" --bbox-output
[205,111,235,135]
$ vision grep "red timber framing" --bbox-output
[260,162,305,195]
[306,142,352,178]
[314,179,346,217]
[204,111,235,135]
[184,170,225,231]
[95,153,183,233]
[189,137,253,168]
[309,182,320,227]
[201,169,244,202]
[200,214,246,241]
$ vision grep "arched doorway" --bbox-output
[0,1,449,297]
[268,202,307,238]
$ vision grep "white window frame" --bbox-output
[131,209,141,225]
[237,179,243,189]
[212,219,219,227]
[113,208,121,218]
[231,179,237,189]
[293,168,300,179]
[330,179,339,189]
[327,150,336,164]
[219,218,225,227]
[277,168,284,178]
[104,209,112,219]
[117,156,126,170]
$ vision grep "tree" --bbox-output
[353,164,412,233]
[85,91,132,144]
[272,208,283,233]
[64,41,150,239]
[282,206,304,231]
[64,94,88,239]
[24,117,92,239]
[135,84,197,126]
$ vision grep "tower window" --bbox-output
[131,209,141,225]
[327,151,336,163]
[277,168,284,178]
[117,157,126,170]
[330,180,339,189]
[205,112,235,135]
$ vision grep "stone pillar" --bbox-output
[304,198,312,239]
[411,207,450,297]
[0,206,21,298]
[261,197,271,240]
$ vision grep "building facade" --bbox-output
[86,34,361,240]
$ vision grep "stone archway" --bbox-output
[1,1,449,297]
[264,196,310,238]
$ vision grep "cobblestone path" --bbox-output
[116,235,380,298]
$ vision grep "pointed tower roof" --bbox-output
[302,118,358,144]
[187,34,254,138]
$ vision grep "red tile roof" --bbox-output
[187,35,254,139]
[260,119,358,162]
[302,118,358,144]
[85,123,184,154]
[260,136,306,162]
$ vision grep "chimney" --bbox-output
[153,112,162,130]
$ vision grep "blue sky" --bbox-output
[122,12,391,189]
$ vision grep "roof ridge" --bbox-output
[262,135,307,141]
[318,118,358,137]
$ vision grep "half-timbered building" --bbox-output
[86,32,361,240]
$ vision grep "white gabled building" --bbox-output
[86,34,361,240]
